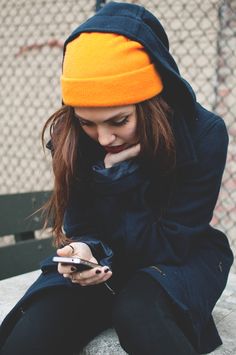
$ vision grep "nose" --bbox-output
[97,126,116,146]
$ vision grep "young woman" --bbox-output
[0,2,234,355]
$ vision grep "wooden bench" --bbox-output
[0,191,55,280]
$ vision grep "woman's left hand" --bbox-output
[104,143,140,168]
[69,265,112,286]
[57,243,112,286]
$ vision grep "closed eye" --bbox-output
[110,117,129,126]
[78,116,129,127]
[78,119,94,127]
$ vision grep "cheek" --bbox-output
[122,122,137,141]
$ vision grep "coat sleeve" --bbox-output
[45,139,113,268]
[91,118,229,266]
[63,159,144,267]
[153,118,229,263]
[63,183,114,268]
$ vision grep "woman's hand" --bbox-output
[104,143,140,168]
[57,242,112,286]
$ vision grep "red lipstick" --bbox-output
[104,144,127,154]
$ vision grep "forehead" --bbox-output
[73,105,135,121]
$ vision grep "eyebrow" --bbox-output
[74,111,131,123]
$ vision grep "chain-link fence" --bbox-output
[0,0,235,268]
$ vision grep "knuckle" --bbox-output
[81,279,89,285]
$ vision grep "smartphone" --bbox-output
[52,256,100,271]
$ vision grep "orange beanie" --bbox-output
[61,32,163,107]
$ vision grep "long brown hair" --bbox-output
[42,95,175,246]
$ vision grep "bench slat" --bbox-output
[0,191,51,236]
[0,237,55,280]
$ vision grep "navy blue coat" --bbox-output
[0,2,234,353]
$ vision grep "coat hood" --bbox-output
[63,1,197,118]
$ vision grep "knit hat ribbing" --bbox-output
[61,32,163,107]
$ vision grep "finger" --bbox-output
[80,272,112,286]
[87,270,113,286]
[75,266,104,280]
[69,271,84,284]
[108,143,140,165]
[63,273,71,278]
[58,263,76,274]
[78,268,112,286]
[81,265,111,279]
[127,143,141,153]
[119,143,140,156]
[113,143,140,159]
[84,266,111,281]
[57,244,75,257]
[70,267,107,284]
[70,273,78,283]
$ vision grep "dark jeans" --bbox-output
[0,272,197,355]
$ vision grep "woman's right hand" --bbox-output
[57,242,112,286]
[104,143,140,168]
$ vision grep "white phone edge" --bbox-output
[52,256,82,264]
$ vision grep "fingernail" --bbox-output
[71,266,77,272]
[104,268,110,273]
[96,269,101,274]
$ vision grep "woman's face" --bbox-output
[73,105,138,153]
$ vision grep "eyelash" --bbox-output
[78,116,129,127]
[112,117,129,126]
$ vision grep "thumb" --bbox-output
[57,244,74,257]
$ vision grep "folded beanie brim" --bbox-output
[61,63,163,107]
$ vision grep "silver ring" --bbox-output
[68,244,75,254]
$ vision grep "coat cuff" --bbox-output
[70,235,114,269]
[92,159,145,194]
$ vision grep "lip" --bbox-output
[104,144,127,154]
